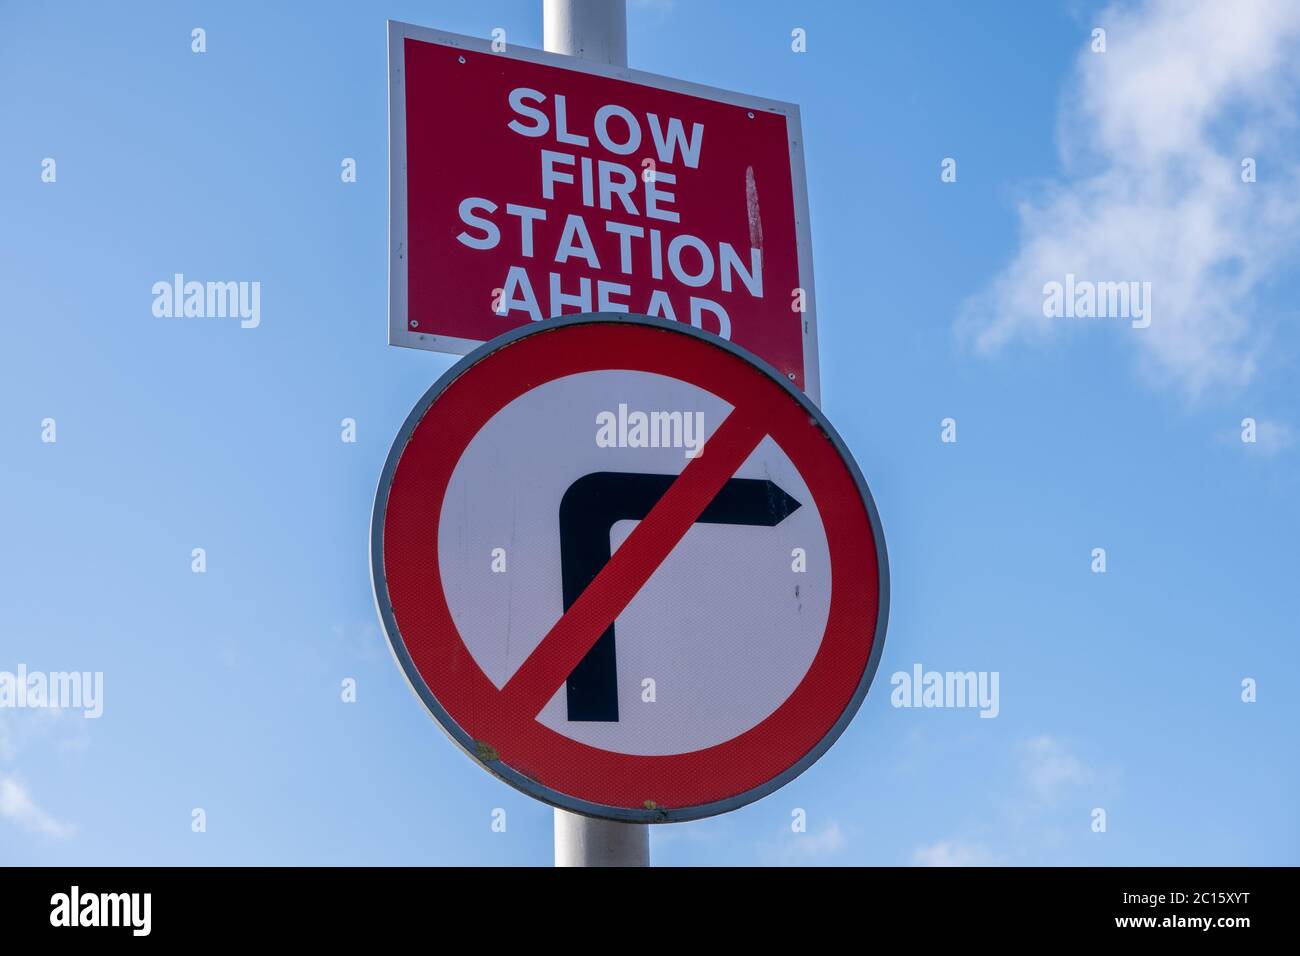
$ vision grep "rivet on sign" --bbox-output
[458,56,466,64]
[410,320,419,328]
[787,372,796,380]
[747,111,755,118]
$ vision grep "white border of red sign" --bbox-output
[386,20,823,404]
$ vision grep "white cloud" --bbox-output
[760,819,848,864]
[0,706,90,758]
[962,0,1300,397]
[793,820,845,857]
[1233,417,1297,455]
[913,736,1094,864]
[1019,734,1090,803]
[0,775,75,839]
[912,840,996,867]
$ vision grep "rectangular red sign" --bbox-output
[387,22,820,399]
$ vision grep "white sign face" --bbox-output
[373,316,887,822]
[439,368,832,755]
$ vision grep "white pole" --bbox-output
[543,0,648,869]
[554,810,648,867]
[543,0,627,67]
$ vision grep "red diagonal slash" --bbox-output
[500,406,768,718]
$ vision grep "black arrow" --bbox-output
[558,471,802,721]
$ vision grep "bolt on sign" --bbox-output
[371,315,888,823]
[387,21,822,399]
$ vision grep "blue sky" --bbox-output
[2,0,1297,865]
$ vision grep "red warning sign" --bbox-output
[387,21,821,398]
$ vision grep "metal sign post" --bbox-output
[543,0,626,67]
[542,0,649,868]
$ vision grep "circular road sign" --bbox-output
[371,313,888,823]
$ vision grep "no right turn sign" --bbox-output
[372,314,888,822]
